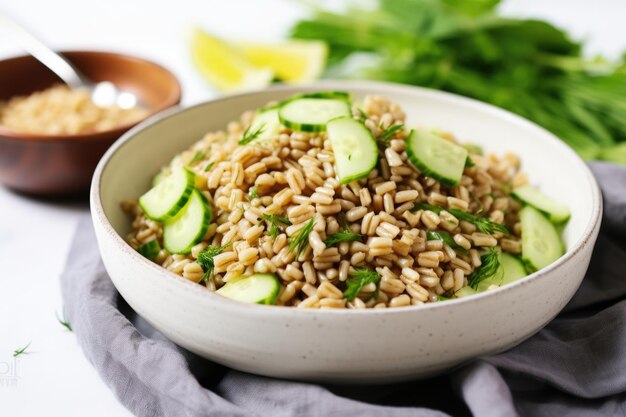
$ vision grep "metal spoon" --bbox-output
[0,13,140,109]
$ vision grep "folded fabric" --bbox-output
[60,162,626,417]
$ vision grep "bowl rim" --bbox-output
[91,79,603,317]
[0,50,182,142]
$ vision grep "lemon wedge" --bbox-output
[191,29,274,93]
[237,40,328,84]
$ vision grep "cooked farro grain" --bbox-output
[124,92,570,308]
[0,84,148,135]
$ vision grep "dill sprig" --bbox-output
[357,108,368,120]
[198,243,231,283]
[426,230,468,254]
[377,123,404,147]
[262,214,292,238]
[324,215,364,247]
[239,123,265,145]
[344,268,381,301]
[13,342,31,357]
[248,186,260,200]
[468,249,503,290]
[203,161,215,172]
[288,218,315,258]
[324,230,364,247]
[56,312,73,332]
[413,203,509,235]
[189,150,206,165]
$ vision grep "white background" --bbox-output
[0,1,624,416]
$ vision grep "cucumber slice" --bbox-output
[151,170,168,187]
[299,91,350,100]
[279,98,351,132]
[520,206,564,271]
[501,253,527,285]
[163,190,212,254]
[406,129,468,186]
[455,286,477,298]
[139,168,195,222]
[244,108,281,144]
[327,117,378,184]
[137,240,161,261]
[512,184,571,223]
[216,273,281,305]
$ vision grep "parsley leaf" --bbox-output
[288,218,315,257]
[344,268,381,301]
[239,123,265,145]
[262,214,292,238]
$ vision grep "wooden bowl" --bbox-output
[0,51,181,196]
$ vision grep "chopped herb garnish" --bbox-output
[189,151,206,165]
[377,123,404,147]
[239,123,265,145]
[137,240,161,261]
[56,312,73,332]
[262,214,292,238]
[468,249,503,290]
[436,295,449,301]
[324,230,364,247]
[288,218,315,257]
[344,268,381,301]
[412,202,444,214]
[413,203,509,235]
[465,156,475,168]
[13,342,31,357]
[203,161,215,172]
[324,215,364,247]
[357,108,368,120]
[426,230,468,254]
[198,243,231,283]
[450,208,509,235]
[249,186,260,200]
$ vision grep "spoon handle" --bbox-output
[0,13,88,88]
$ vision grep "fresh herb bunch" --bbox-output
[291,0,626,164]
[344,268,381,301]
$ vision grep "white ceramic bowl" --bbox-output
[91,81,601,384]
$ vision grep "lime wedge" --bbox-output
[191,29,274,93]
[237,40,327,84]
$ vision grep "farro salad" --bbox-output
[123,92,570,308]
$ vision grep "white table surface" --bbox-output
[0,1,623,415]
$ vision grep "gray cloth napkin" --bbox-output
[60,162,626,417]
